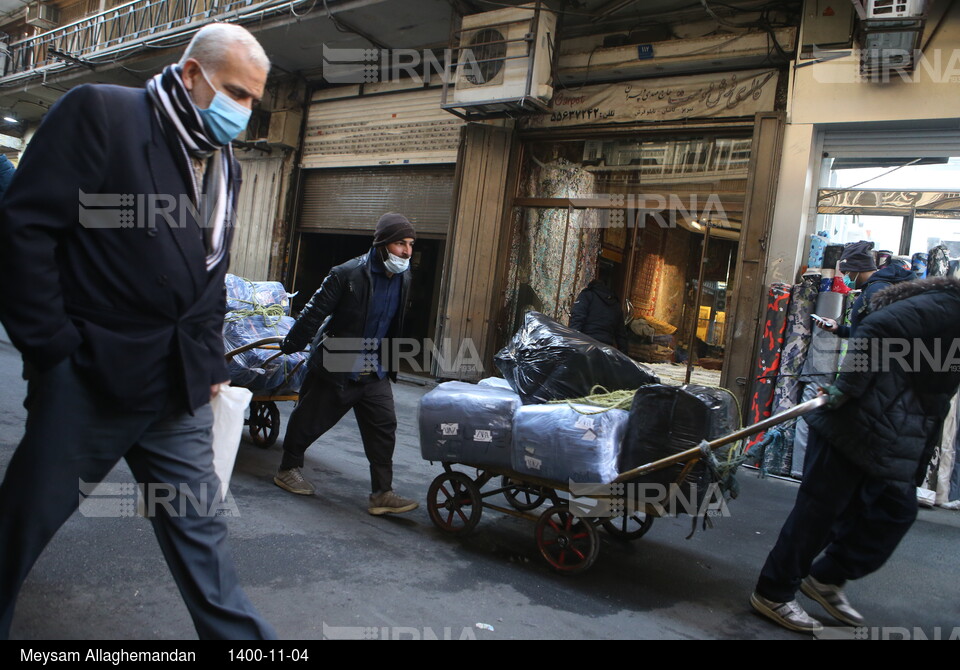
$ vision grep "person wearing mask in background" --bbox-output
[816,240,916,338]
[273,213,419,517]
[0,23,275,639]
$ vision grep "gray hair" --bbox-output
[179,22,270,74]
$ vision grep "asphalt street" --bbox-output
[0,325,958,640]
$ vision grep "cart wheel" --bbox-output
[535,506,600,575]
[427,472,482,535]
[248,401,280,448]
[501,476,549,511]
[601,510,654,542]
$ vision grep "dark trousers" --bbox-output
[0,358,276,640]
[756,427,918,603]
[280,369,397,494]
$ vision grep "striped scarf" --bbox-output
[146,64,233,271]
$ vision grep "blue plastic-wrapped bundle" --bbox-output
[512,404,628,484]
[225,274,293,315]
[418,381,522,468]
[222,314,308,395]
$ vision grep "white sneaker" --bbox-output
[750,592,823,633]
[801,576,865,626]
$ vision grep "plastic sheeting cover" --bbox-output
[512,403,628,484]
[222,314,308,395]
[619,384,741,487]
[495,311,659,404]
[418,381,522,469]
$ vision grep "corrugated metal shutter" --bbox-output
[822,129,960,158]
[299,166,455,236]
[231,155,284,281]
[302,88,463,168]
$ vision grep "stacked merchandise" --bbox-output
[494,311,659,404]
[512,404,628,483]
[419,381,522,469]
[619,384,742,507]
[222,274,308,395]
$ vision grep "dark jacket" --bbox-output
[0,84,235,412]
[0,154,15,201]
[806,277,960,483]
[282,249,410,387]
[836,264,916,338]
[568,280,628,350]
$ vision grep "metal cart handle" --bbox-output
[224,336,285,360]
[613,394,830,482]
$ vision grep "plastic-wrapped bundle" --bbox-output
[494,311,659,404]
[477,377,513,391]
[619,384,741,488]
[876,250,894,269]
[807,233,828,269]
[418,381,521,468]
[222,314,308,395]
[225,274,293,315]
[512,404,628,484]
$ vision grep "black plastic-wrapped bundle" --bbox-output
[619,384,740,490]
[494,311,659,404]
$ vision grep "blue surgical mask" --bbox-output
[196,66,251,145]
[843,272,858,289]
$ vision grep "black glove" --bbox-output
[279,336,301,356]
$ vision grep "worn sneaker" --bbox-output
[801,576,865,626]
[750,592,823,633]
[368,490,419,516]
[274,467,315,496]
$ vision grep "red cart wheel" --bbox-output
[501,476,549,511]
[535,506,599,574]
[249,401,280,448]
[601,510,654,542]
[427,472,482,535]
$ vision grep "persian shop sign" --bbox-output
[524,69,778,128]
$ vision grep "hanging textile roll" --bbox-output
[807,234,829,269]
[911,252,929,278]
[876,250,894,269]
[772,276,820,415]
[745,282,793,454]
[800,290,845,388]
[928,245,950,278]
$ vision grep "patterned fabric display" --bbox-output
[745,283,793,454]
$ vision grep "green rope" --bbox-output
[546,386,636,413]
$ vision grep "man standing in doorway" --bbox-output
[275,213,419,516]
[0,23,275,639]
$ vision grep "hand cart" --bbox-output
[224,335,305,448]
[424,394,828,575]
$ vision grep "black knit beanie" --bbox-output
[372,213,416,247]
[838,240,878,273]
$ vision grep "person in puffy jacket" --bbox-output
[751,276,960,634]
[0,154,14,201]
[568,266,628,351]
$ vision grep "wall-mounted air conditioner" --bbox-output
[25,2,60,30]
[445,2,556,116]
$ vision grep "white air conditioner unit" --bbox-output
[450,3,556,110]
[851,0,928,19]
[25,2,60,30]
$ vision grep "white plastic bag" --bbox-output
[211,384,253,500]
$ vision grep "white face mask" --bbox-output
[384,252,409,274]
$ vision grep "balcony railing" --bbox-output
[3,0,287,80]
